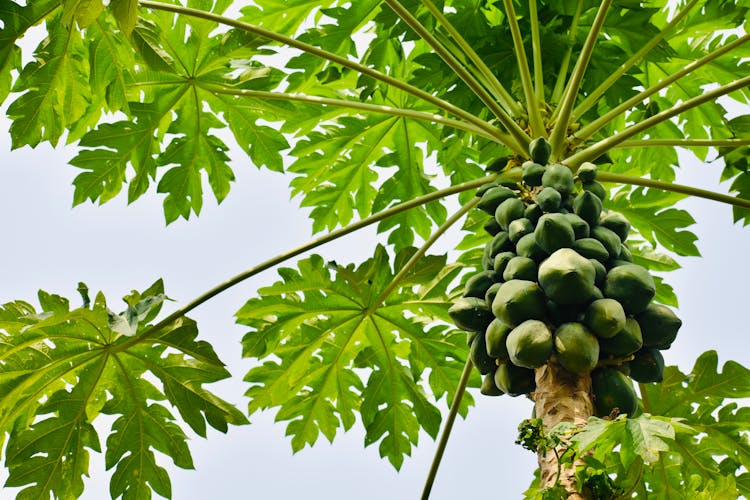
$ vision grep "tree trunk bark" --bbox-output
[533,360,594,499]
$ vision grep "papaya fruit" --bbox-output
[603,264,655,315]
[463,270,498,299]
[522,161,547,187]
[591,226,622,260]
[506,319,553,369]
[481,371,504,396]
[487,231,514,258]
[476,182,499,197]
[529,137,552,164]
[627,348,665,383]
[491,280,547,326]
[599,211,631,241]
[576,162,597,183]
[495,197,526,230]
[470,333,497,375]
[486,156,510,172]
[572,238,610,262]
[590,258,607,287]
[503,256,538,282]
[582,180,607,201]
[635,304,682,349]
[546,300,583,324]
[449,297,495,332]
[564,213,590,239]
[534,213,575,254]
[515,233,548,262]
[482,243,494,271]
[483,216,502,236]
[494,363,536,396]
[537,248,596,305]
[493,251,516,276]
[536,186,562,213]
[478,186,517,215]
[584,298,626,339]
[618,243,633,262]
[508,218,534,244]
[554,322,600,373]
[524,203,543,225]
[600,317,643,357]
[572,190,603,227]
[466,330,478,347]
[485,318,512,360]
[592,368,638,417]
[485,282,502,309]
[542,163,575,198]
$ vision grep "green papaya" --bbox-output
[476,182,499,197]
[470,333,497,375]
[627,348,665,383]
[529,137,552,164]
[554,322,600,373]
[486,156,510,172]
[522,161,547,187]
[591,226,622,260]
[576,162,597,183]
[536,186,562,213]
[463,270,498,299]
[466,330,478,347]
[491,280,547,326]
[508,218,535,244]
[515,233,549,262]
[572,238,610,262]
[584,298,626,339]
[635,304,682,349]
[494,363,536,396]
[600,212,631,241]
[534,213,575,254]
[482,242,494,271]
[493,251,516,276]
[485,319,512,360]
[484,216,502,236]
[582,180,607,201]
[506,319,553,369]
[495,197,526,230]
[546,300,583,324]
[485,282,502,309]
[564,213,590,239]
[449,297,495,332]
[592,368,638,417]
[537,248,596,305]
[478,186,517,215]
[573,190,603,227]
[503,256,538,282]
[590,258,607,287]
[487,231,514,258]
[600,317,643,357]
[618,243,633,262]
[481,371,504,396]
[524,203,543,225]
[603,264,655,315]
[542,163,575,198]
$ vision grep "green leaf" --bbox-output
[0,282,247,499]
[237,245,470,469]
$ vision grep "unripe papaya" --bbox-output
[503,256,538,282]
[627,348,665,383]
[564,213,590,239]
[538,248,596,305]
[449,297,495,332]
[463,270,498,299]
[485,319,512,360]
[485,282,502,309]
[476,182,499,197]
[493,251,516,276]
[619,243,633,262]
[536,186,563,213]
[635,304,682,349]
[600,317,643,357]
[487,231,514,258]
[524,203,543,225]
[592,368,638,417]
[591,226,622,260]
[481,371,504,396]
[470,333,497,375]
[522,161,547,187]
[554,322,600,373]
[584,298,626,339]
[491,280,547,326]
[577,162,598,183]
[515,233,548,262]
[572,238,610,262]
[529,137,552,164]
[542,163,575,198]
[534,213,575,254]
[600,211,631,241]
[478,186,516,215]
[508,218,534,244]
[590,258,607,287]
[486,156,510,172]
[494,363,536,396]
[582,180,607,201]
[506,319,554,369]
[495,197,526,230]
[573,190,603,227]
[484,216,502,236]
[603,264,655,315]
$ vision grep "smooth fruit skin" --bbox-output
[554,322,600,373]
[538,248,596,305]
[506,319,554,369]
[636,303,682,349]
[592,368,638,417]
[603,264,655,315]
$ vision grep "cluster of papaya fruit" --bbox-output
[449,138,682,417]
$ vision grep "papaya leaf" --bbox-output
[0,281,247,499]
[237,245,471,469]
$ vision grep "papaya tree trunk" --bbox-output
[534,360,594,498]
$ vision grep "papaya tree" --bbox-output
[1,0,749,498]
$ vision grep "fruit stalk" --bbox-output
[534,361,593,498]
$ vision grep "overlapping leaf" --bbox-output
[237,245,472,469]
[0,280,247,500]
